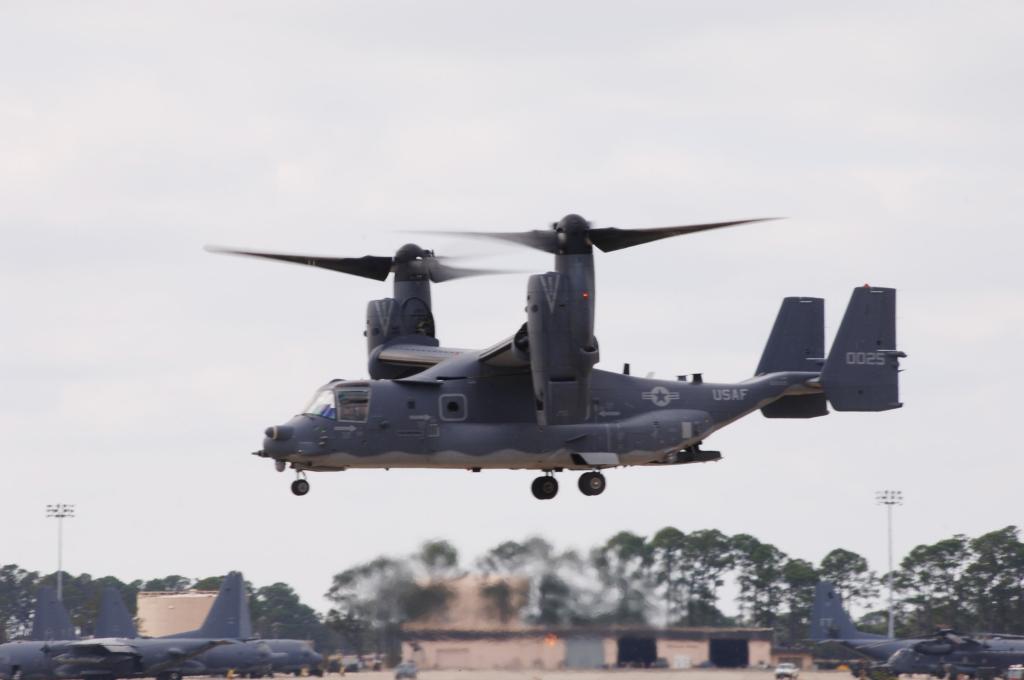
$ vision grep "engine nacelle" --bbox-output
[366,296,439,378]
[525,272,599,426]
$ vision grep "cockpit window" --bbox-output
[303,390,336,419]
[337,387,370,422]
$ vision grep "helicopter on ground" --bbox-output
[210,214,904,499]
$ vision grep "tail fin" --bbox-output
[172,571,252,639]
[757,297,828,418]
[822,286,904,411]
[29,586,78,641]
[809,581,885,641]
[96,587,138,638]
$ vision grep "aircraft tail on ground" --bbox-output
[29,586,78,641]
[95,587,138,638]
[821,286,904,411]
[169,571,252,640]
[756,296,828,418]
[809,581,886,641]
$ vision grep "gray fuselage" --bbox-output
[261,366,819,471]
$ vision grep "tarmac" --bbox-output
[319,670,847,680]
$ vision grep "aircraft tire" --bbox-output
[291,479,310,496]
[531,475,558,500]
[578,471,606,496]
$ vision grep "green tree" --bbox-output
[962,526,1024,632]
[779,558,818,645]
[193,576,225,591]
[819,548,877,609]
[681,529,733,625]
[590,531,652,624]
[534,572,573,626]
[0,565,39,641]
[894,535,971,632]
[649,527,688,625]
[416,540,461,580]
[731,534,787,627]
[325,555,451,665]
[141,575,192,592]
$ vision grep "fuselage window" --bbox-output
[337,388,370,422]
[439,394,467,421]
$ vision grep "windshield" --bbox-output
[303,390,336,419]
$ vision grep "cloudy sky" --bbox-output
[2,1,1022,614]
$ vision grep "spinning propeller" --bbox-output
[428,213,778,254]
[205,242,497,283]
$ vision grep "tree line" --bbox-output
[324,525,1024,655]
[3,525,1021,655]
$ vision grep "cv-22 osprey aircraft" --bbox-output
[210,214,905,499]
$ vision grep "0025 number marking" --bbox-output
[846,351,886,366]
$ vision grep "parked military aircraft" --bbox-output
[99,573,323,677]
[0,587,78,680]
[210,214,905,499]
[262,640,323,677]
[810,582,1024,679]
[94,573,272,680]
[886,631,1024,679]
[810,581,903,661]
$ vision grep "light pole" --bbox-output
[875,490,902,638]
[45,504,75,601]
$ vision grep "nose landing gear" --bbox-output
[530,474,559,500]
[578,471,606,496]
[291,474,310,496]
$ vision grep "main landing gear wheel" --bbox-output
[291,478,310,496]
[531,475,559,500]
[578,471,606,496]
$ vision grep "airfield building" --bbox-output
[135,589,219,637]
[400,576,774,671]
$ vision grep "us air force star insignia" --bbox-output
[642,386,680,408]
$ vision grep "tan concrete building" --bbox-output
[399,576,773,671]
[136,590,218,637]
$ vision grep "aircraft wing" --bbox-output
[476,333,529,368]
[377,331,529,373]
[52,639,140,663]
[376,344,469,368]
[148,640,231,672]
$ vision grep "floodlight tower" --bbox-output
[45,503,75,601]
[875,490,903,638]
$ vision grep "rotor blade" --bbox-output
[421,230,560,253]
[587,218,779,252]
[205,246,394,281]
[426,258,510,283]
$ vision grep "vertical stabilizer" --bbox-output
[172,571,252,639]
[757,296,828,418]
[96,587,138,638]
[822,286,904,411]
[29,586,78,641]
[809,581,885,641]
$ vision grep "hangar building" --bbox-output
[400,576,773,671]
